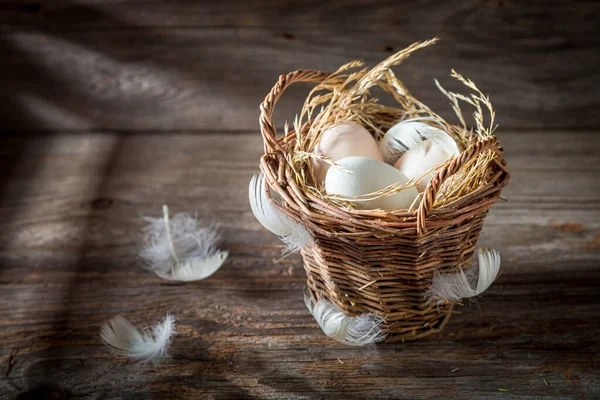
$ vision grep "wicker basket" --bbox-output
[258,69,510,342]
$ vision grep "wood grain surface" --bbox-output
[0,131,598,399]
[0,0,598,131]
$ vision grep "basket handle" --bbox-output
[259,69,331,154]
[416,136,503,235]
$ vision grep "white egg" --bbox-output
[325,156,419,210]
[394,139,455,192]
[379,119,459,165]
[312,122,383,184]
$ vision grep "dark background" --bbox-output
[0,0,598,132]
[1,1,599,399]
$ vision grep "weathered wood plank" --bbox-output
[0,1,597,131]
[0,131,598,399]
[1,0,597,33]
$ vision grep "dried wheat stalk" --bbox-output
[281,38,498,211]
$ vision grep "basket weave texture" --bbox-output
[259,69,510,342]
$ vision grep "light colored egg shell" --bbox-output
[394,140,456,192]
[325,156,419,211]
[312,122,383,184]
[379,121,459,165]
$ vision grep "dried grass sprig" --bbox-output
[345,38,440,101]
[434,149,498,207]
[435,69,497,138]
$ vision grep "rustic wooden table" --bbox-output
[0,1,599,398]
[0,132,598,399]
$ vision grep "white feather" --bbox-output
[428,248,502,302]
[249,173,313,252]
[304,294,385,346]
[140,205,228,281]
[379,118,460,165]
[100,314,176,364]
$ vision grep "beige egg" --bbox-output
[325,156,419,211]
[394,140,455,192]
[312,122,383,184]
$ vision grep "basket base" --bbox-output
[305,285,454,343]
[381,306,453,342]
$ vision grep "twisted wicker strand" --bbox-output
[259,70,330,154]
[417,136,502,235]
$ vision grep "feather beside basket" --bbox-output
[250,38,510,344]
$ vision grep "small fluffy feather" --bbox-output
[304,294,385,346]
[140,205,228,281]
[379,118,459,165]
[428,248,501,302]
[249,173,313,252]
[100,314,176,364]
